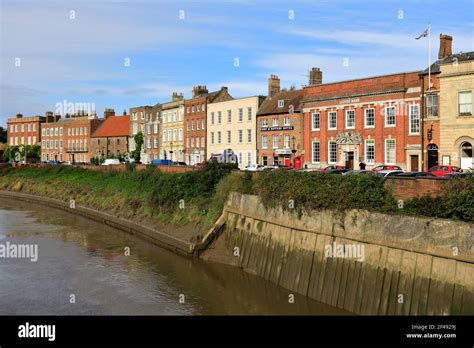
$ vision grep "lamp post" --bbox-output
[291,136,297,167]
[169,142,174,165]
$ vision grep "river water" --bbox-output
[0,198,348,315]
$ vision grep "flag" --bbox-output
[415,28,428,40]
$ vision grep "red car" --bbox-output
[428,165,462,177]
[323,165,346,172]
[372,165,403,172]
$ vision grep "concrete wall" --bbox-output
[211,192,474,315]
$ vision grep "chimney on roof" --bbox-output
[45,111,54,123]
[438,34,453,59]
[104,108,115,119]
[268,74,280,98]
[123,109,127,116]
[192,85,208,98]
[309,67,323,86]
[172,92,184,102]
[16,113,23,119]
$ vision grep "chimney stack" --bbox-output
[104,108,115,119]
[123,109,127,116]
[438,34,453,59]
[309,67,323,86]
[268,74,280,98]
[172,92,184,102]
[16,113,23,118]
[45,111,54,122]
[192,85,208,98]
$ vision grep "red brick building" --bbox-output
[7,113,56,147]
[184,86,233,165]
[91,113,130,160]
[302,71,422,170]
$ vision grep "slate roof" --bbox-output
[421,51,474,75]
[257,89,304,116]
[92,115,130,137]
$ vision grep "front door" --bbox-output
[427,144,438,170]
[410,155,419,172]
[284,157,290,167]
[460,142,473,170]
[345,151,354,170]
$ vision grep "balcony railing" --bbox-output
[66,147,88,153]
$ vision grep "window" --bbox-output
[278,100,284,108]
[217,131,221,144]
[168,130,172,142]
[312,142,320,163]
[196,120,200,130]
[162,112,167,123]
[247,107,252,121]
[345,110,355,129]
[201,120,205,130]
[247,152,251,164]
[196,137,200,148]
[132,112,137,120]
[187,107,190,114]
[192,106,195,113]
[218,111,222,124]
[312,113,320,130]
[173,130,177,141]
[365,140,375,164]
[328,111,337,130]
[168,113,172,123]
[32,124,36,131]
[385,139,396,165]
[272,135,279,149]
[146,138,151,149]
[211,112,215,125]
[227,130,231,143]
[154,138,158,148]
[262,156,268,166]
[27,124,31,132]
[272,118,278,127]
[238,130,243,143]
[247,129,252,143]
[201,137,204,148]
[191,138,194,147]
[141,112,145,120]
[262,135,268,149]
[154,124,158,134]
[238,108,243,122]
[197,105,200,112]
[459,91,472,115]
[409,105,420,135]
[328,141,337,163]
[284,117,290,126]
[179,129,183,141]
[426,94,438,117]
[364,109,375,128]
[147,125,151,135]
[133,123,138,135]
[284,135,290,149]
[173,111,177,122]
[261,119,268,127]
[60,128,63,136]
[385,106,396,127]
[227,110,232,123]
[211,132,215,144]
[191,120,194,130]
[59,140,62,148]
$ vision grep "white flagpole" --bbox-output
[428,23,431,92]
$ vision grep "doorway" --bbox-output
[427,144,438,170]
[345,151,354,170]
[460,142,473,170]
[410,155,419,172]
[283,157,290,167]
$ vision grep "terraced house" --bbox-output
[7,112,56,148]
[302,71,422,170]
[207,95,264,169]
[160,93,184,162]
[91,110,130,160]
[184,85,233,165]
[129,105,158,163]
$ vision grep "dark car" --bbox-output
[323,165,346,172]
[372,165,403,172]
[47,160,60,165]
[327,169,349,174]
[392,172,436,178]
[174,161,187,166]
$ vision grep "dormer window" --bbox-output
[278,100,285,108]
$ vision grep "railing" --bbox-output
[66,147,88,153]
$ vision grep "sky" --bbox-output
[1,0,473,126]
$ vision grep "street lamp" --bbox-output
[291,136,297,167]
[169,142,174,165]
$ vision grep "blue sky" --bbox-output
[1,0,473,125]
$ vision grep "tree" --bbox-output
[132,132,143,162]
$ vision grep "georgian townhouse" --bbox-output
[184,86,233,165]
[207,95,265,170]
[302,71,422,171]
[160,93,184,162]
[129,105,154,163]
[91,112,130,160]
[256,72,314,167]
[7,112,56,148]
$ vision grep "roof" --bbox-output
[421,51,474,75]
[257,89,304,116]
[92,115,130,138]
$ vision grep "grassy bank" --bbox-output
[0,165,472,230]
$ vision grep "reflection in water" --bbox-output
[0,198,349,315]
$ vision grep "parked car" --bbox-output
[47,160,60,165]
[377,170,404,178]
[174,161,187,166]
[372,165,403,172]
[101,158,120,166]
[323,165,346,172]
[151,159,172,166]
[244,164,264,172]
[297,168,322,172]
[327,169,349,175]
[428,165,462,177]
[392,171,436,178]
[342,170,375,176]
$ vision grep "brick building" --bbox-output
[7,112,56,147]
[129,105,156,163]
[184,86,233,165]
[160,93,184,162]
[91,111,130,160]
[41,111,103,163]
[256,71,318,167]
[302,71,422,170]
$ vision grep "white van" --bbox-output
[101,159,120,166]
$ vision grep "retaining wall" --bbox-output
[213,192,474,315]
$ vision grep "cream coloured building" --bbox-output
[439,54,474,170]
[207,96,265,169]
[160,93,185,162]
